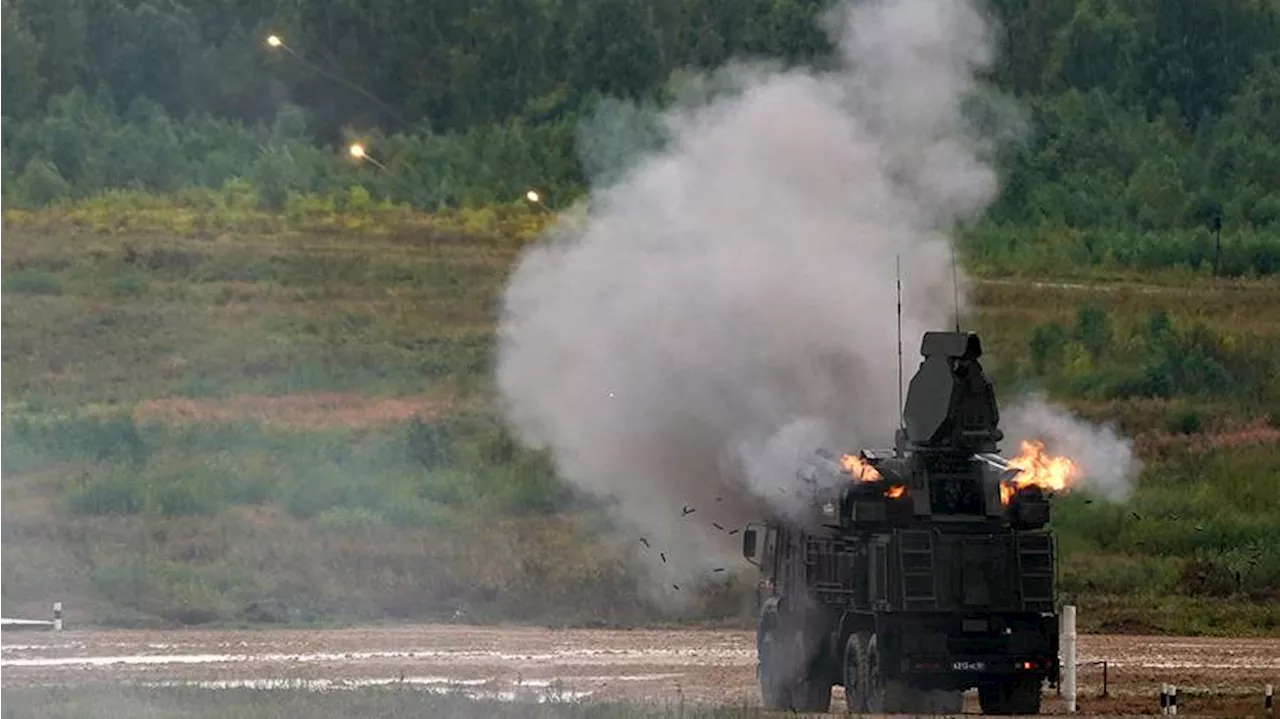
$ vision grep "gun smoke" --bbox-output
[1003,393,1141,503]
[495,0,1134,608]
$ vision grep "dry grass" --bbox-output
[133,393,457,430]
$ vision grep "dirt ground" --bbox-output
[3,625,1277,716]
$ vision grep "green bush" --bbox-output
[1166,408,1202,434]
[65,470,146,515]
[1028,322,1068,374]
[1027,310,1277,400]
[4,414,151,468]
[3,269,63,295]
[110,270,152,297]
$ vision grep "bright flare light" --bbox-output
[266,35,283,48]
[525,190,540,203]
[349,143,366,159]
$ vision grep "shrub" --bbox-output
[1028,322,1068,374]
[1074,304,1112,363]
[65,470,146,515]
[3,269,63,295]
[4,415,151,466]
[1166,408,1202,434]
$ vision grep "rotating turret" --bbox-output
[902,331,1002,454]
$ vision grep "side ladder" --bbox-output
[898,530,938,610]
[1015,532,1055,610]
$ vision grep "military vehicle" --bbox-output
[741,329,1059,715]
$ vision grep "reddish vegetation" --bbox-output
[133,392,454,429]
[1139,421,1280,454]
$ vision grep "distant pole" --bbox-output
[1062,605,1077,713]
[896,255,904,431]
[1208,202,1223,276]
[53,602,63,631]
[950,246,961,332]
[1265,683,1273,715]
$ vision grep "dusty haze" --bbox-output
[495,0,1131,609]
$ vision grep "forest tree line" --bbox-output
[3,0,1279,237]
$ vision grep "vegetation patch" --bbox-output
[2,212,1278,633]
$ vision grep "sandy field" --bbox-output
[3,624,1277,715]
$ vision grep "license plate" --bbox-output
[952,661,986,671]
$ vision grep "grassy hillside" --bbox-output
[3,194,1278,635]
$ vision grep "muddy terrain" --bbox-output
[3,624,1277,715]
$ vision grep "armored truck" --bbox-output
[741,330,1059,715]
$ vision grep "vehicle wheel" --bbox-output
[978,677,1042,715]
[794,675,833,713]
[862,635,912,714]
[757,623,790,709]
[784,625,831,713]
[758,620,830,712]
[842,632,869,713]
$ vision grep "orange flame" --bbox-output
[841,453,882,481]
[1001,439,1077,505]
[886,485,906,499]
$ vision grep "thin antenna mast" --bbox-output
[951,246,961,332]
[896,255,904,430]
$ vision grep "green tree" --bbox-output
[13,157,71,206]
[1074,305,1112,364]
[2,0,44,119]
[1029,322,1068,375]
[1130,0,1280,129]
[571,0,662,100]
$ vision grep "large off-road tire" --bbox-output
[794,676,833,714]
[757,623,791,709]
[758,618,831,713]
[842,632,870,713]
[978,677,1043,715]
[848,632,962,715]
[862,634,910,714]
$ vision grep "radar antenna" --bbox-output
[896,254,904,431]
[951,245,961,332]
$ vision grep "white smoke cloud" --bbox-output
[494,0,1077,610]
[1002,393,1142,503]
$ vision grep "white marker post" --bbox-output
[53,602,63,631]
[1062,604,1077,713]
[1265,684,1273,715]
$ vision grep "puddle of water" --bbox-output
[0,620,56,627]
[1118,661,1280,670]
[2,647,753,669]
[134,676,593,702]
[3,650,423,668]
[571,673,686,682]
[141,676,492,690]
